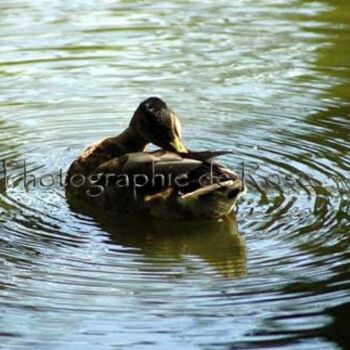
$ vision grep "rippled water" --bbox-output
[1,0,350,349]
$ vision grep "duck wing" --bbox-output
[91,151,201,198]
[93,150,239,198]
[177,150,232,161]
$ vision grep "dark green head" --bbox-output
[130,97,187,153]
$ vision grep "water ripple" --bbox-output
[1,0,350,349]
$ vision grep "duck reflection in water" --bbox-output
[67,199,246,278]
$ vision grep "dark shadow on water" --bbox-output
[67,196,247,278]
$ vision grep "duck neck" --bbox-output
[118,127,148,153]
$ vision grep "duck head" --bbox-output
[129,97,187,153]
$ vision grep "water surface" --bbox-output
[0,0,350,349]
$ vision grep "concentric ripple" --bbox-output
[0,0,350,349]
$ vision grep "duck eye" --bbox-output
[141,103,159,122]
[146,111,161,124]
[146,111,164,126]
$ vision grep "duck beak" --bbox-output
[169,136,187,153]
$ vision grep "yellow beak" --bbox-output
[170,136,187,153]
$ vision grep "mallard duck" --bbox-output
[66,97,245,219]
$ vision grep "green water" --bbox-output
[0,0,350,349]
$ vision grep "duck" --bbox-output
[65,97,245,219]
